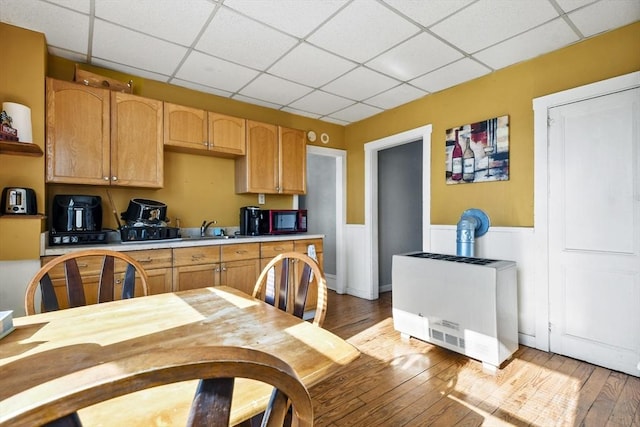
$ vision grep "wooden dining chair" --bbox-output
[253,252,328,327]
[6,346,313,427]
[24,249,150,315]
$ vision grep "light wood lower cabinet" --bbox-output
[172,246,221,291]
[219,243,260,295]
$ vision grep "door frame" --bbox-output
[305,145,347,294]
[364,125,432,300]
[533,71,640,351]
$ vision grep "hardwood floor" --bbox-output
[311,291,640,427]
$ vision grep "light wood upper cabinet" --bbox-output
[235,121,306,194]
[164,102,245,157]
[46,78,110,185]
[279,127,306,194]
[111,92,163,187]
[46,78,163,188]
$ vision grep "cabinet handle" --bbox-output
[112,176,118,181]
[191,254,205,261]
[235,250,247,254]
[103,177,109,181]
[77,263,89,268]
[203,141,208,147]
[138,258,153,263]
[275,247,285,252]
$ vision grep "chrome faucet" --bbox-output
[200,220,217,237]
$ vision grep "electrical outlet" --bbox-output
[258,193,265,205]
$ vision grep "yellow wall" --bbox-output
[0,23,47,259]
[345,22,640,226]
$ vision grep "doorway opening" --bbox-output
[300,145,347,294]
[364,125,432,300]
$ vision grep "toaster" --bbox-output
[1,187,37,215]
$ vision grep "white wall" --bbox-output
[0,260,40,317]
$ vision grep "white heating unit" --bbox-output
[392,252,518,370]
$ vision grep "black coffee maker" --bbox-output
[239,206,260,236]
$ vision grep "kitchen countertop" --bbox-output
[41,232,324,256]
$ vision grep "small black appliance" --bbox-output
[50,195,107,245]
[118,198,180,243]
[239,206,260,236]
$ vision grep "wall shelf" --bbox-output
[0,141,43,157]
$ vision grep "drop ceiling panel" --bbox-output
[330,103,383,123]
[430,0,560,53]
[196,6,298,70]
[1,0,89,54]
[171,78,233,98]
[475,18,580,69]
[567,0,640,36]
[364,84,427,110]
[323,67,400,101]
[289,90,355,116]
[175,50,259,93]
[223,0,345,38]
[92,20,187,75]
[410,58,491,93]
[307,0,420,63]
[381,0,474,27]
[268,43,357,87]
[94,0,216,46]
[239,74,313,106]
[47,0,91,14]
[366,32,464,80]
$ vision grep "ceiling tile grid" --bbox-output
[0,0,638,124]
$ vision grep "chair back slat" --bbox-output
[43,412,82,427]
[292,263,312,319]
[121,263,137,299]
[40,273,60,312]
[187,377,235,427]
[277,259,290,312]
[97,256,115,303]
[64,259,86,308]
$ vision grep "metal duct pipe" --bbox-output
[456,209,490,257]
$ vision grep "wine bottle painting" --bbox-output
[445,115,509,184]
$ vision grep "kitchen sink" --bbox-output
[181,235,235,241]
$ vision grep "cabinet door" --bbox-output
[163,103,208,151]
[220,259,260,296]
[46,78,110,184]
[111,92,163,188]
[145,268,173,294]
[279,127,306,194]
[208,112,246,156]
[236,121,278,193]
[173,264,220,291]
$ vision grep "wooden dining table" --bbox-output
[0,286,359,426]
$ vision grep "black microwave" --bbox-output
[258,209,307,234]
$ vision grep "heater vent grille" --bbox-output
[407,252,497,265]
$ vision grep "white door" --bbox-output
[548,87,640,376]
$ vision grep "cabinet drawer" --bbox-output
[294,238,323,253]
[173,246,221,266]
[124,249,172,269]
[221,243,260,262]
[261,241,294,260]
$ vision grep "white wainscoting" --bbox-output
[0,260,40,317]
[344,224,372,300]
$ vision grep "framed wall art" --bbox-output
[445,115,509,184]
